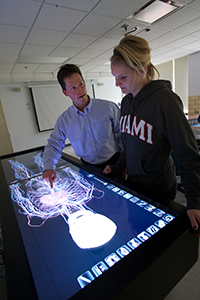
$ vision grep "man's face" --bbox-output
[62,73,89,111]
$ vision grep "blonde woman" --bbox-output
[103,35,200,234]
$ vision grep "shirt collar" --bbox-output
[73,96,93,114]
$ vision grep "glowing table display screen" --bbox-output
[1,150,177,300]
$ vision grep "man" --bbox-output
[43,64,121,188]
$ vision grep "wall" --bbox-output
[0,78,122,153]
[156,57,188,112]
[94,78,122,105]
[188,51,200,97]
[188,51,200,115]
[0,83,53,152]
[156,60,173,83]
[175,56,188,112]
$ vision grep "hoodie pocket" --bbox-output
[126,152,147,177]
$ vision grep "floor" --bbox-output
[0,176,199,300]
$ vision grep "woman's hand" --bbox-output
[187,209,200,237]
[103,165,112,174]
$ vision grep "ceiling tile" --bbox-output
[35,64,62,72]
[149,31,185,48]
[95,50,114,59]
[181,40,200,50]
[191,30,200,38]
[0,55,18,63]
[0,74,12,83]
[17,56,68,64]
[86,57,111,66]
[88,65,111,72]
[136,27,169,42]
[0,0,200,83]
[50,47,82,57]
[67,57,92,66]
[60,33,98,48]
[87,37,119,50]
[26,28,68,46]
[151,46,174,57]
[154,6,200,30]
[92,0,147,19]
[0,25,30,43]
[34,3,87,31]
[187,0,200,10]
[73,13,121,36]
[74,49,105,59]
[0,43,22,55]
[33,73,54,81]
[12,73,35,82]
[167,35,199,48]
[174,17,200,35]
[44,0,100,11]
[0,64,14,72]
[20,45,56,56]
[13,64,40,73]
[0,0,42,27]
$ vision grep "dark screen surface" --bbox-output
[1,149,177,300]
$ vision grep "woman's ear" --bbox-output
[143,65,148,73]
[139,65,148,77]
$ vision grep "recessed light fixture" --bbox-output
[127,0,184,24]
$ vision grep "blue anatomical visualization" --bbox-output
[8,153,117,249]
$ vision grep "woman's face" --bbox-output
[111,61,147,97]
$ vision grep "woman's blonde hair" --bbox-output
[111,34,160,81]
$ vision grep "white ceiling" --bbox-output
[0,0,200,84]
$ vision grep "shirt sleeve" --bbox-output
[43,116,67,171]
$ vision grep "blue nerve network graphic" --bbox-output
[8,153,117,249]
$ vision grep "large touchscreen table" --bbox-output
[0,147,199,300]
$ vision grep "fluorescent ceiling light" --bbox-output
[17,56,69,64]
[127,0,182,24]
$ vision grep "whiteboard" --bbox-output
[30,83,93,132]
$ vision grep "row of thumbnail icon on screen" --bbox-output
[77,212,175,289]
[106,182,175,221]
[78,175,175,288]
[87,174,175,220]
